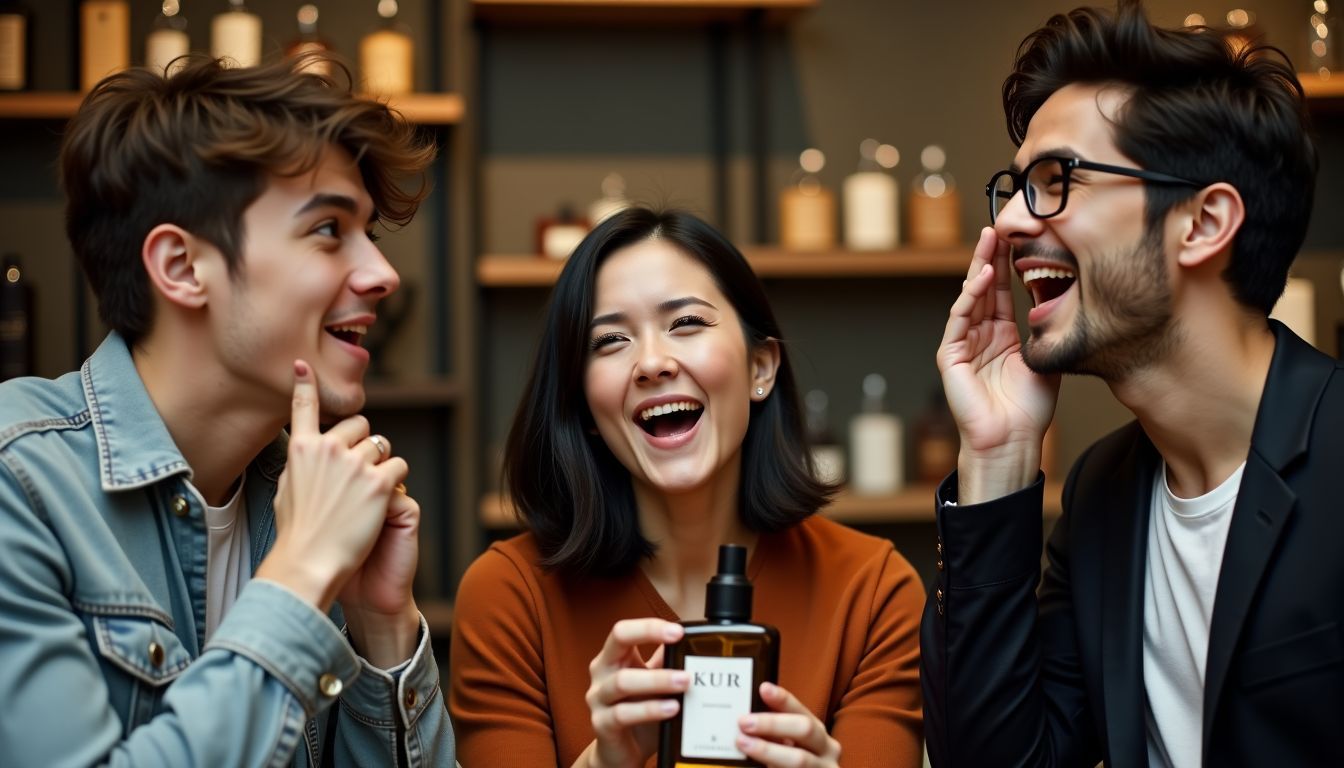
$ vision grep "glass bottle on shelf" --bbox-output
[843,138,900,251]
[211,0,262,69]
[0,1,31,91]
[146,1,189,78]
[779,148,836,252]
[588,173,629,228]
[849,373,903,496]
[907,144,962,248]
[286,4,334,77]
[805,389,845,485]
[80,0,130,91]
[912,388,958,484]
[535,204,589,260]
[360,0,413,96]
[0,254,34,381]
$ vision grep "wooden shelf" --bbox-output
[480,482,1063,529]
[0,91,464,125]
[1301,71,1344,100]
[477,245,973,286]
[419,598,455,636]
[821,482,1063,525]
[473,0,817,25]
[363,377,460,408]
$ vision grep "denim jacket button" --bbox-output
[404,688,418,709]
[170,495,189,517]
[147,641,165,668]
[319,673,343,698]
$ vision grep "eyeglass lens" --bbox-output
[991,158,1067,222]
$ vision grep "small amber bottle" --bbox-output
[658,544,780,768]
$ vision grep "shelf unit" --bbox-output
[481,482,1065,529]
[477,246,973,286]
[0,91,464,124]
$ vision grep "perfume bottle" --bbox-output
[359,0,413,96]
[285,4,333,77]
[804,389,845,485]
[659,544,779,768]
[0,1,31,91]
[588,172,629,227]
[211,0,262,68]
[146,0,189,78]
[849,373,903,495]
[912,389,958,484]
[779,148,836,252]
[535,204,589,260]
[842,138,900,250]
[907,145,962,248]
[1,254,34,381]
[80,0,130,91]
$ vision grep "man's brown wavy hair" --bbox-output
[60,54,436,345]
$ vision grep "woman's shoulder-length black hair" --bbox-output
[501,206,834,578]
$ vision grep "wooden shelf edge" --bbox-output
[473,0,817,25]
[363,377,460,408]
[0,90,464,125]
[481,482,1063,530]
[1300,71,1344,100]
[418,597,455,635]
[478,246,974,286]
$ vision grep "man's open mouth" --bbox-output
[1021,266,1077,307]
[325,324,368,346]
[636,401,704,438]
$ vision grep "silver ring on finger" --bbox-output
[368,435,388,458]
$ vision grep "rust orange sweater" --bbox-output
[449,515,925,767]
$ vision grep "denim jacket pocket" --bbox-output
[91,612,194,731]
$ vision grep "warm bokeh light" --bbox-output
[800,148,825,174]
[1225,8,1250,28]
[1184,13,1205,27]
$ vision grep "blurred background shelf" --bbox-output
[472,0,817,25]
[1301,71,1344,101]
[476,245,973,286]
[480,482,1063,530]
[363,377,462,408]
[0,91,464,124]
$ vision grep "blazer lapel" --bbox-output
[1101,434,1157,768]
[1201,321,1330,754]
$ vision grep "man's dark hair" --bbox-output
[1003,0,1316,315]
[60,54,436,345]
[502,207,834,578]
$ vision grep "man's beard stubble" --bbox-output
[1019,231,1181,381]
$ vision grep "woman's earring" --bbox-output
[756,387,765,396]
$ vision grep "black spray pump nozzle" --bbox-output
[705,544,752,622]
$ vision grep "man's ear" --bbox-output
[142,224,209,309]
[749,339,781,401]
[1173,182,1244,270]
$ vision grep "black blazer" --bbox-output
[921,321,1344,767]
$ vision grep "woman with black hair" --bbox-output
[450,208,924,768]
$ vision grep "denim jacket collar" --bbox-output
[82,333,288,495]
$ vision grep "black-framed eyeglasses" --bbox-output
[985,156,1203,224]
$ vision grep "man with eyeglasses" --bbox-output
[922,3,1341,768]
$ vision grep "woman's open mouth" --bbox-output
[636,400,704,438]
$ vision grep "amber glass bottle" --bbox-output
[658,544,779,768]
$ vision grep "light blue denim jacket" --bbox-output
[0,333,455,766]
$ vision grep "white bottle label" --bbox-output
[680,655,753,760]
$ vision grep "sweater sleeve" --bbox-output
[829,546,926,767]
[449,546,559,767]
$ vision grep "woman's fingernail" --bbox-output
[740,715,757,732]
[670,672,689,687]
[660,700,679,715]
[663,625,683,642]
[737,736,758,751]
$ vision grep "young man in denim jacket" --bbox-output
[0,55,455,765]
